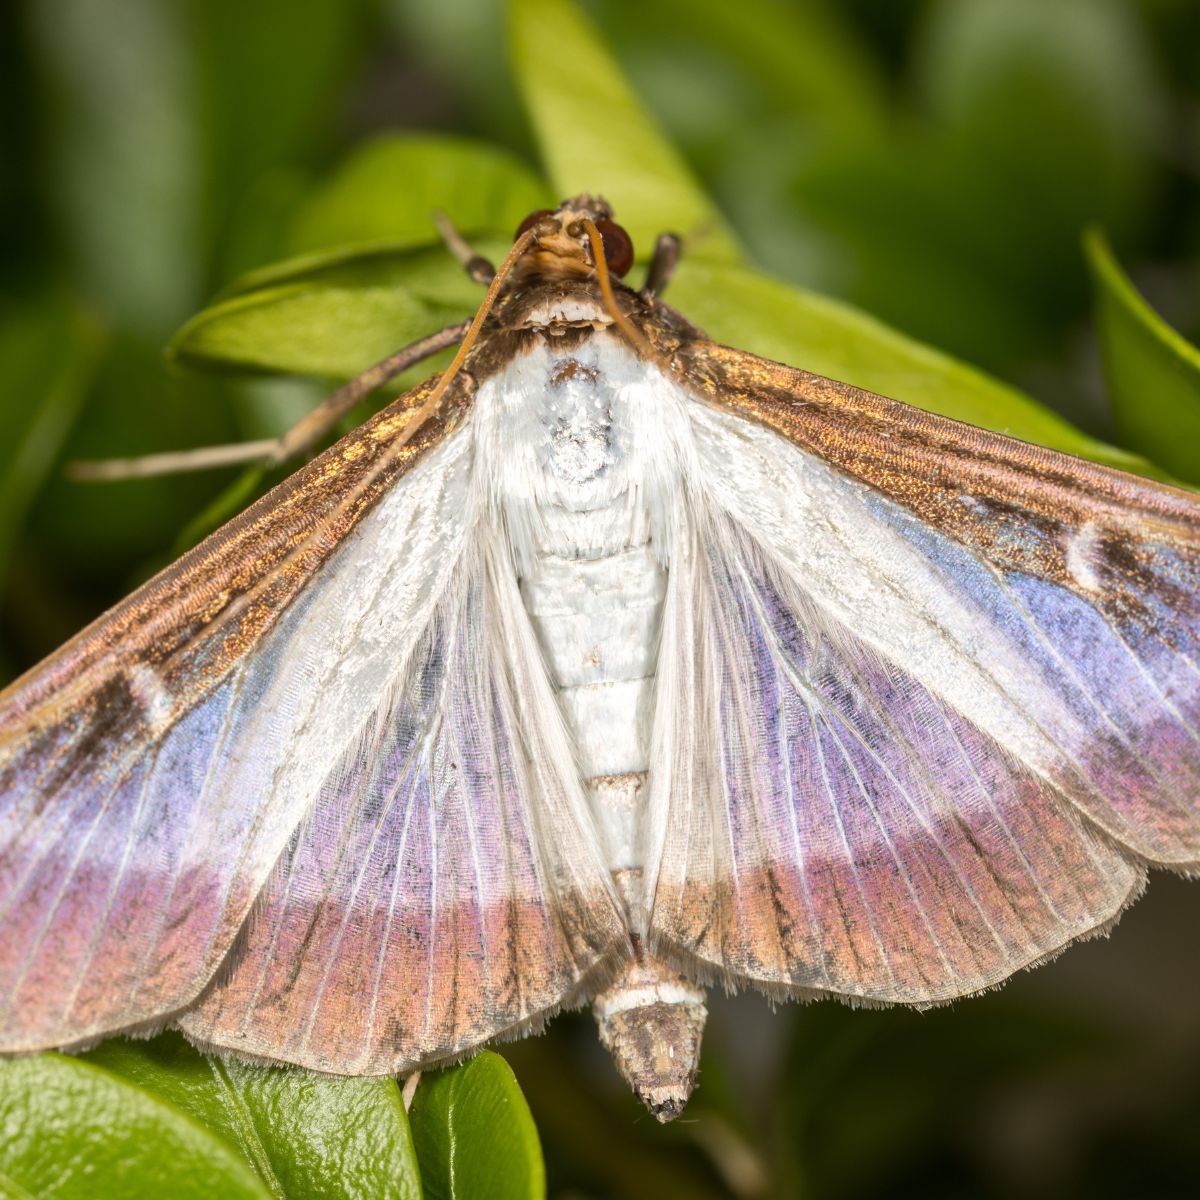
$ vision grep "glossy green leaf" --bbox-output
[667,257,1155,472]
[84,1035,421,1200]
[1085,227,1200,484]
[0,1053,269,1200]
[509,0,741,263]
[409,1052,544,1200]
[167,242,503,379]
[288,134,550,259]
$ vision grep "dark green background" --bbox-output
[2,1,1199,1197]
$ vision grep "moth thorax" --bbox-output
[593,946,707,1122]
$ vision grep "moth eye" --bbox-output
[595,218,634,277]
[515,209,554,240]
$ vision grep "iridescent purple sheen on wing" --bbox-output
[180,557,624,1073]
[871,498,1200,863]
[0,678,247,1045]
[651,517,1144,1003]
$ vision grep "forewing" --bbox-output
[0,381,473,1051]
[650,510,1142,1001]
[180,540,625,1074]
[648,347,1198,1002]
[677,347,1200,863]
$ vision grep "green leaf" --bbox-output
[167,242,502,379]
[409,1052,544,1200]
[29,0,203,334]
[0,1053,269,1200]
[288,134,551,259]
[509,0,741,263]
[192,0,378,276]
[0,296,102,590]
[592,0,888,138]
[667,258,1157,472]
[1085,227,1200,484]
[84,1034,421,1200]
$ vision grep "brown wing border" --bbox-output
[0,371,472,756]
[668,338,1200,625]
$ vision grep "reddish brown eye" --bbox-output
[595,217,634,276]
[515,209,554,240]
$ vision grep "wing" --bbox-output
[647,345,1199,1003]
[180,540,624,1073]
[0,377,622,1058]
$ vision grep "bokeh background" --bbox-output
[2,1,1199,1196]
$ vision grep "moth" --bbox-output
[1,197,1198,1123]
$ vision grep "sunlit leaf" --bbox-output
[409,1052,545,1200]
[85,1035,421,1200]
[509,0,741,263]
[667,258,1155,471]
[1085,227,1200,484]
[288,134,551,258]
[168,242,501,379]
[0,1053,269,1200]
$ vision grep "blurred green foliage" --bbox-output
[2,0,1200,1197]
[1086,226,1200,481]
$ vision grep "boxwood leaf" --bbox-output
[0,1052,269,1200]
[287,134,551,259]
[508,0,741,264]
[167,243,504,379]
[667,257,1157,473]
[84,1034,421,1200]
[1085,227,1200,484]
[409,1052,544,1200]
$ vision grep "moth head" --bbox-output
[512,196,635,280]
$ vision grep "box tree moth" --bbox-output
[1,197,1197,1121]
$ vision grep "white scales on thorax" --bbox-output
[474,327,707,1117]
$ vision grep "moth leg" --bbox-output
[641,232,682,299]
[434,210,496,284]
[67,321,470,482]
